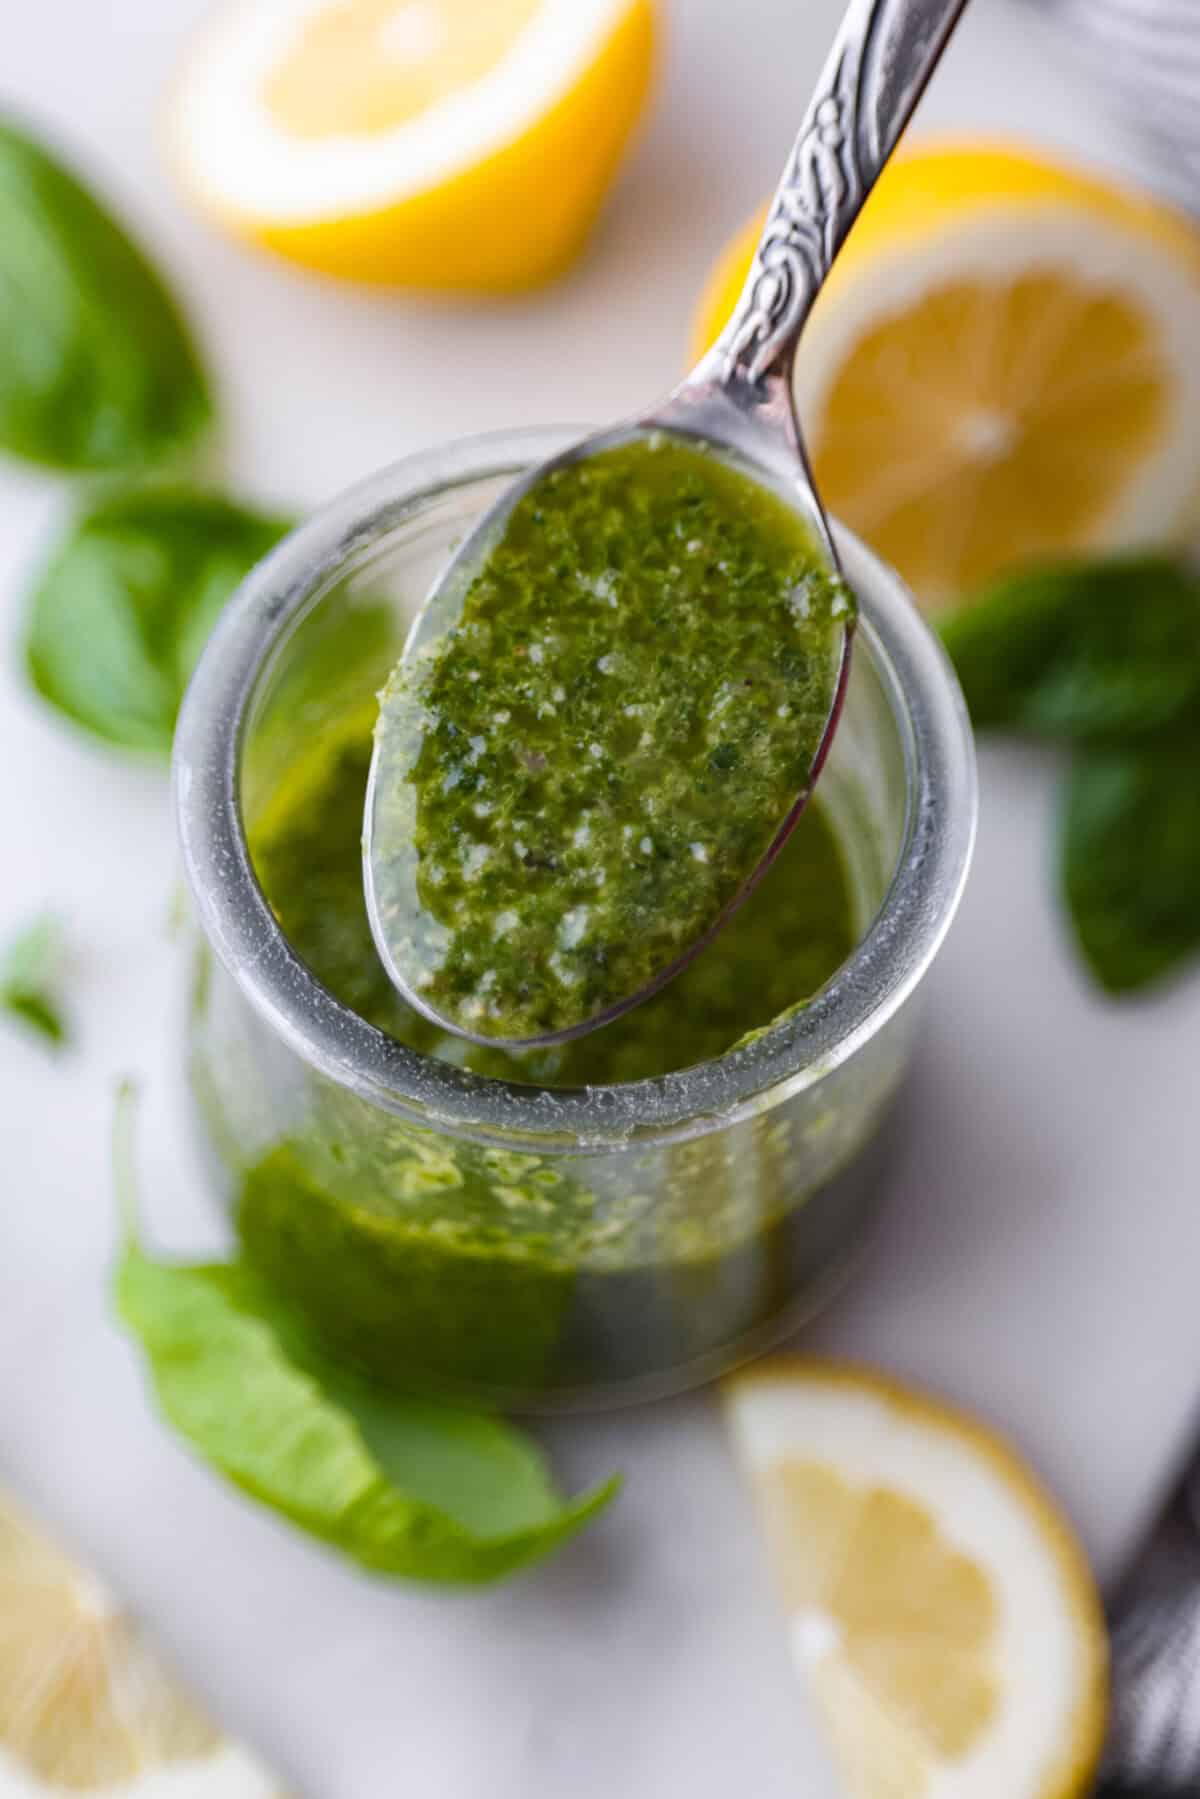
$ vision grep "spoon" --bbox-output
[366,0,970,1052]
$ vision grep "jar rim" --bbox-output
[173,426,976,1152]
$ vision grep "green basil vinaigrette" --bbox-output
[255,711,856,1088]
[369,436,853,1041]
[222,711,862,1392]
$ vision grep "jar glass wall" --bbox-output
[175,428,976,1408]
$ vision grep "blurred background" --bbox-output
[2,1,1200,1795]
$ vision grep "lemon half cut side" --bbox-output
[0,1490,285,1796]
[170,0,656,289]
[722,1359,1108,1799]
[693,143,1200,605]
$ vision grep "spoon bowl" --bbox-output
[365,0,970,1051]
[367,417,852,1050]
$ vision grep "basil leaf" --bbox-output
[111,1090,617,1583]
[940,558,1200,740]
[0,116,211,470]
[1060,735,1200,993]
[25,489,291,754]
[0,914,68,1045]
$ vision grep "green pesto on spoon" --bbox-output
[366,0,971,1051]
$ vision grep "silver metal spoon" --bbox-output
[366,0,970,1051]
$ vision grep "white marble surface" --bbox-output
[2,2,1199,1793]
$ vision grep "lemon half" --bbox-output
[694,143,1200,605]
[722,1359,1108,1799]
[0,1490,284,1796]
[171,0,655,289]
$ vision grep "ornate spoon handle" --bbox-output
[711,0,969,389]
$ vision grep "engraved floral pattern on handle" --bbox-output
[714,0,969,388]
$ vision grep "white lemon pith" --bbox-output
[0,1493,282,1797]
[170,0,655,287]
[693,144,1200,604]
[722,1361,1107,1799]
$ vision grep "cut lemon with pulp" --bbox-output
[0,1489,283,1795]
[722,1360,1107,1799]
[170,0,655,289]
[693,142,1200,606]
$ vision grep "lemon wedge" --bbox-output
[0,1489,284,1795]
[170,0,655,289]
[722,1359,1108,1799]
[693,142,1200,605]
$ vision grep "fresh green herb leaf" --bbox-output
[940,557,1200,740]
[25,489,291,754]
[0,914,69,1045]
[111,1088,617,1583]
[0,116,211,471]
[941,552,1200,997]
[1060,734,1200,993]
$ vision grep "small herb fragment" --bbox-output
[25,489,291,754]
[0,116,211,471]
[940,557,1200,741]
[1060,736,1200,994]
[0,915,69,1045]
[112,1089,617,1583]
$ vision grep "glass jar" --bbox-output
[174,427,976,1409]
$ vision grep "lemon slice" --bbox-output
[722,1359,1107,1799]
[170,0,655,289]
[0,1490,284,1795]
[693,142,1200,605]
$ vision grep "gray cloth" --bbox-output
[1045,0,1200,211]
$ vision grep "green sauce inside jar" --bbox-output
[186,431,890,1400]
[218,702,865,1395]
[257,708,855,1087]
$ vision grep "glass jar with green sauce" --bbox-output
[175,428,975,1407]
